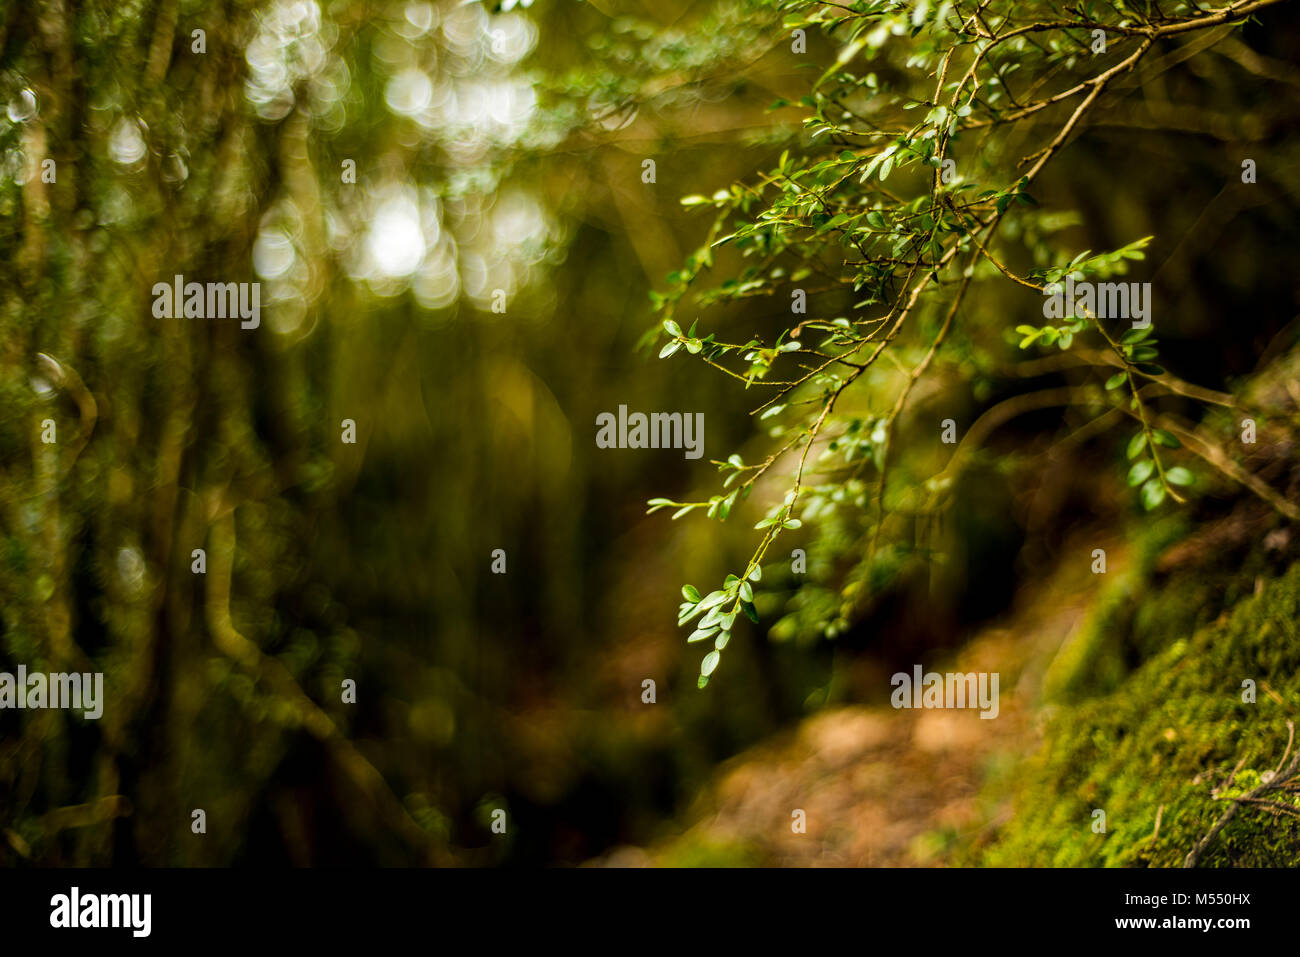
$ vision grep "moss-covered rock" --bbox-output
[971,559,1300,867]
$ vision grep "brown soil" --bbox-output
[592,537,1116,867]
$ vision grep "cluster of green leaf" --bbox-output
[1008,236,1198,510]
[639,0,1280,684]
[676,567,762,688]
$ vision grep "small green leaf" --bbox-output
[678,603,706,626]
[1127,459,1154,487]
[697,590,728,610]
[663,319,682,337]
[1105,372,1126,390]
[701,651,721,677]
[1166,466,1194,487]
[1152,429,1181,449]
[682,584,701,602]
[1141,477,1167,510]
[1126,432,1147,460]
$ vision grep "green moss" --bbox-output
[1043,514,1188,703]
[1128,540,1287,665]
[1043,512,1292,705]
[972,559,1300,867]
[656,835,761,868]
[1041,576,1131,703]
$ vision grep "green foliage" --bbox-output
[678,563,763,686]
[644,1,1273,682]
[2,0,1295,869]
